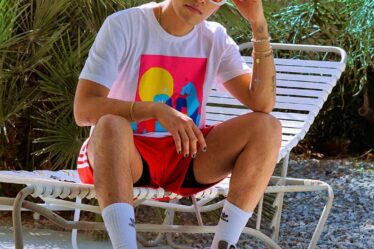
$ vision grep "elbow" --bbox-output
[264,104,275,113]
[73,101,88,127]
[252,106,273,114]
[261,107,274,114]
[74,115,85,127]
[73,109,85,127]
[262,103,275,113]
[248,102,275,114]
[74,103,98,127]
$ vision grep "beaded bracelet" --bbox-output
[251,37,271,43]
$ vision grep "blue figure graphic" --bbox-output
[146,83,201,133]
[180,82,201,125]
[154,94,170,132]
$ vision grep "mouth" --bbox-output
[185,4,202,15]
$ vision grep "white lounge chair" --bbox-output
[0,43,347,249]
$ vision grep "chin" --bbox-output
[173,3,206,25]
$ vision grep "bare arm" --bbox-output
[226,0,276,113]
[73,79,157,127]
[73,79,207,157]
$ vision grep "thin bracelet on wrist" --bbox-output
[252,49,273,58]
[130,101,136,122]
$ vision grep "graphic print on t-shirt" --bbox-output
[133,55,207,134]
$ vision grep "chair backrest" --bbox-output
[206,43,347,163]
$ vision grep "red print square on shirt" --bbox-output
[134,55,208,134]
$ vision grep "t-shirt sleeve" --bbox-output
[215,34,251,91]
[79,16,126,89]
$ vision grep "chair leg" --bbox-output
[136,207,170,247]
[72,196,82,249]
[307,184,334,249]
[12,186,35,249]
[165,200,194,249]
[137,212,166,248]
[271,153,289,242]
[191,196,204,226]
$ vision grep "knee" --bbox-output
[249,112,282,143]
[94,114,133,140]
[265,114,282,138]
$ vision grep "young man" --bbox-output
[74,0,281,248]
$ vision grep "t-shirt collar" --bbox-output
[146,5,198,42]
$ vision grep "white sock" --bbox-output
[211,200,253,249]
[101,203,137,249]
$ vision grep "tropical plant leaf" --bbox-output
[32,110,89,170]
[36,31,95,119]
[0,79,38,126]
[0,0,29,52]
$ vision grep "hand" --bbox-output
[232,0,266,25]
[154,103,207,158]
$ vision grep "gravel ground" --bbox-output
[275,159,374,249]
[146,158,374,248]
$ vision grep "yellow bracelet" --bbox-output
[130,101,136,122]
[252,49,273,58]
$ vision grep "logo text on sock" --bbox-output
[220,212,229,222]
[129,218,135,228]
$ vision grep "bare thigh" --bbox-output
[86,114,144,184]
[193,112,282,184]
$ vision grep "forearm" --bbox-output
[74,96,158,127]
[248,21,276,112]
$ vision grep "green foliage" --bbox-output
[266,0,374,153]
[0,0,136,169]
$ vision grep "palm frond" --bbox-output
[36,30,95,119]
[32,110,89,170]
[0,1,29,70]
[0,79,38,126]
[71,0,127,34]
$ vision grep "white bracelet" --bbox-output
[251,37,271,43]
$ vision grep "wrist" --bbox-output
[250,20,269,39]
[152,102,165,119]
[131,101,160,121]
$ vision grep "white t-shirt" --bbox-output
[80,2,251,137]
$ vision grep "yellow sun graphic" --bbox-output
[138,67,174,101]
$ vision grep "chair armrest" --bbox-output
[239,42,347,66]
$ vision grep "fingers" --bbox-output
[172,132,182,155]
[179,129,190,157]
[172,121,207,158]
[191,125,207,153]
[185,127,199,158]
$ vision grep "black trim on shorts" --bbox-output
[133,157,207,188]
[181,160,209,188]
[133,157,151,187]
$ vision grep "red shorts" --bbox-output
[77,125,223,196]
